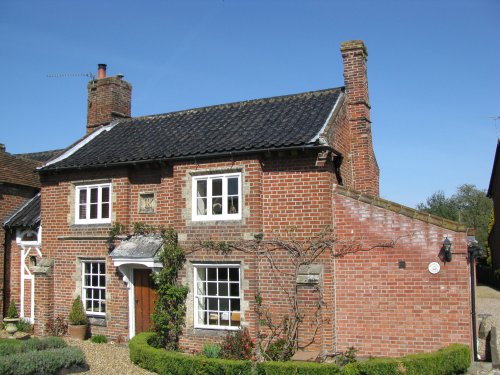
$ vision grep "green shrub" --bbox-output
[130,332,252,375]
[68,296,87,325]
[16,318,33,333]
[342,344,471,375]
[264,338,293,362]
[257,360,341,374]
[5,300,18,319]
[202,343,221,358]
[220,328,254,360]
[91,335,108,344]
[0,337,66,357]
[0,347,86,375]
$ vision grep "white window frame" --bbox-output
[75,183,112,224]
[81,260,106,317]
[192,173,242,221]
[193,264,241,330]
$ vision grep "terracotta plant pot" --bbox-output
[68,324,87,340]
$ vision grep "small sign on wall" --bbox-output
[428,262,441,274]
[297,264,322,284]
[138,192,156,214]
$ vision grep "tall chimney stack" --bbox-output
[86,64,132,134]
[341,40,379,196]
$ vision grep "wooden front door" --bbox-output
[134,269,157,334]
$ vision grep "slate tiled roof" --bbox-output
[3,193,40,228]
[0,151,41,188]
[42,88,343,171]
[109,235,163,259]
[15,149,64,163]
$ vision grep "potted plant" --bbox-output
[68,296,87,340]
[4,299,20,339]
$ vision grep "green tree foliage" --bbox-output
[150,228,189,351]
[417,184,492,248]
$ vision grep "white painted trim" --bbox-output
[191,173,242,221]
[18,231,42,324]
[42,122,118,168]
[74,183,112,224]
[113,258,162,269]
[309,91,344,144]
[81,260,106,317]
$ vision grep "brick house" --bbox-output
[4,40,473,358]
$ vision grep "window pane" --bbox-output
[207,282,217,296]
[219,283,228,296]
[229,268,239,281]
[93,289,99,299]
[231,299,241,311]
[212,179,222,196]
[90,204,98,219]
[197,180,207,198]
[92,276,98,286]
[79,189,87,204]
[220,298,229,311]
[199,310,206,325]
[101,302,106,312]
[101,203,109,219]
[99,263,105,274]
[99,276,105,287]
[86,300,92,310]
[207,268,217,281]
[228,196,238,214]
[208,298,218,310]
[212,198,223,215]
[228,177,238,195]
[79,204,87,220]
[90,188,98,203]
[230,283,239,297]
[85,263,91,273]
[197,268,206,281]
[84,275,91,287]
[86,289,92,299]
[218,268,228,280]
[197,198,207,215]
[101,187,110,202]
[197,281,206,295]
[198,296,206,310]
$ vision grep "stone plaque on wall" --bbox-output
[297,264,322,284]
[138,192,156,214]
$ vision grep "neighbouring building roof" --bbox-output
[0,150,41,188]
[3,193,40,228]
[109,235,163,259]
[14,149,64,163]
[41,88,343,171]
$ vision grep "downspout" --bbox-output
[468,243,483,361]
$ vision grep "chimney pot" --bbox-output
[97,64,107,79]
[0,144,5,153]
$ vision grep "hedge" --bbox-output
[0,347,86,375]
[342,344,471,375]
[129,332,253,375]
[0,336,66,357]
[256,360,341,374]
[130,333,470,375]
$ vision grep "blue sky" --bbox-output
[0,0,498,208]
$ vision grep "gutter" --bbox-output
[39,144,343,174]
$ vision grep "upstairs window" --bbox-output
[75,183,111,224]
[192,173,241,221]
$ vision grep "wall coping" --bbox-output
[334,185,467,232]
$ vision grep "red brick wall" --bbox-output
[33,154,472,357]
[333,188,471,357]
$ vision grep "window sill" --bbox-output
[88,316,107,327]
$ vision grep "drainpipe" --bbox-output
[468,243,483,361]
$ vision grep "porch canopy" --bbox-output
[109,235,163,268]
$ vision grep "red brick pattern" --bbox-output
[333,188,471,356]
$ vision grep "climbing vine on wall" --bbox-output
[150,228,189,350]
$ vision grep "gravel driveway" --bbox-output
[65,338,155,375]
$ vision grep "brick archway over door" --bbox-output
[134,269,157,333]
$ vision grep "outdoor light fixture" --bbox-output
[442,237,452,262]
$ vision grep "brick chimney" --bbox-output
[341,40,379,196]
[86,64,132,134]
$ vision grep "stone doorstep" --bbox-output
[290,350,320,362]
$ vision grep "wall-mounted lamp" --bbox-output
[442,237,452,262]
